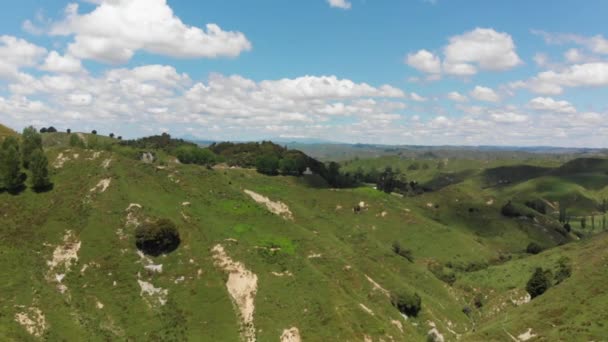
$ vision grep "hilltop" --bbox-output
[0,123,17,139]
[1,129,607,341]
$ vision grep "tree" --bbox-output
[377,167,395,193]
[109,133,115,138]
[581,217,587,229]
[0,138,24,192]
[135,219,181,256]
[526,267,551,298]
[21,126,42,169]
[279,157,298,175]
[256,154,279,175]
[501,201,520,217]
[66,128,71,134]
[39,127,48,133]
[117,136,122,140]
[391,290,421,317]
[30,149,51,191]
[392,241,414,262]
[91,130,97,135]
[47,126,57,133]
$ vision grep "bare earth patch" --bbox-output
[280,327,301,342]
[365,275,390,297]
[211,244,258,342]
[137,278,168,306]
[15,307,48,337]
[244,189,293,220]
[271,271,293,277]
[90,178,111,193]
[427,321,445,342]
[101,158,112,169]
[47,230,81,294]
[391,319,404,333]
[53,152,70,169]
[359,303,375,316]
[517,328,537,341]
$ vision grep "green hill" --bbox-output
[1,131,607,341]
[0,123,17,139]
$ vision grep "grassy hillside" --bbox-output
[0,123,17,140]
[1,132,607,341]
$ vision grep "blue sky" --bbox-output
[1,0,608,146]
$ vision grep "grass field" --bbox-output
[1,132,607,341]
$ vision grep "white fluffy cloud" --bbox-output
[406,50,441,74]
[327,0,352,9]
[515,62,608,95]
[528,97,576,114]
[443,28,522,74]
[40,51,84,74]
[46,0,251,64]
[470,86,500,102]
[0,35,47,78]
[447,91,468,102]
[406,28,521,77]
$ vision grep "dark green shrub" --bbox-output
[501,201,521,217]
[391,241,414,262]
[135,219,181,256]
[391,290,421,317]
[554,257,572,285]
[526,267,551,298]
[526,242,543,255]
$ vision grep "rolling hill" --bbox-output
[1,130,607,341]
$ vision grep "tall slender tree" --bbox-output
[30,149,51,191]
[21,126,42,169]
[0,138,24,192]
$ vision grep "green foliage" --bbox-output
[135,219,181,256]
[69,134,85,148]
[525,199,547,214]
[0,137,24,191]
[175,146,218,165]
[21,126,42,169]
[429,262,457,285]
[256,154,280,175]
[554,257,572,285]
[526,267,552,298]
[87,135,99,149]
[120,132,196,151]
[390,290,421,317]
[526,242,543,255]
[30,149,51,191]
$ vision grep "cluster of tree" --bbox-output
[135,219,181,256]
[175,145,218,166]
[121,132,196,152]
[39,126,58,133]
[0,127,51,193]
[526,242,543,254]
[526,257,572,299]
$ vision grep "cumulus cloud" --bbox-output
[327,0,352,9]
[406,50,441,74]
[514,62,608,95]
[447,91,468,102]
[0,35,47,78]
[406,28,521,77]
[470,86,500,102]
[40,51,84,74]
[443,28,522,74]
[409,92,428,102]
[45,0,251,64]
[528,97,576,114]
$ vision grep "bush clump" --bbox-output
[135,219,181,256]
[526,242,543,254]
[501,201,521,217]
[526,267,552,298]
[391,290,421,317]
[391,241,414,262]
